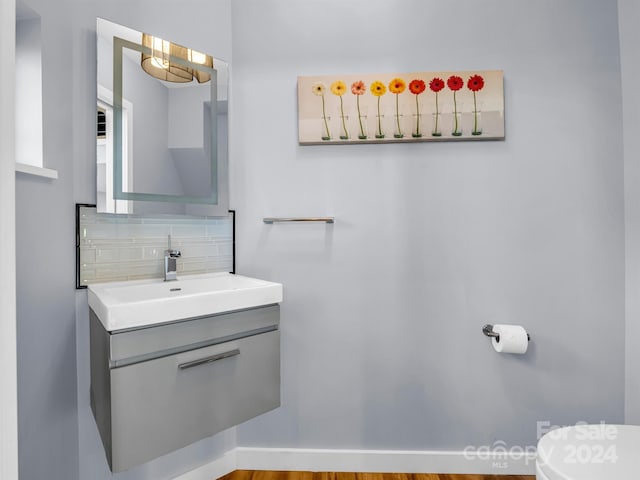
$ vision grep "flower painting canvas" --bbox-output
[297,70,504,144]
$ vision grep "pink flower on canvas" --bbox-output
[351,81,366,95]
[351,81,367,139]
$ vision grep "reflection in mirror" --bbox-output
[96,18,229,215]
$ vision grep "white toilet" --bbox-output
[536,424,640,479]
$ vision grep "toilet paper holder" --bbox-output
[482,324,530,342]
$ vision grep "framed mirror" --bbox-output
[96,18,229,215]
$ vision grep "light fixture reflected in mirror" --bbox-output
[140,33,213,83]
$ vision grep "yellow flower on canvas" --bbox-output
[370,81,387,97]
[330,80,347,96]
[370,81,387,138]
[330,80,349,139]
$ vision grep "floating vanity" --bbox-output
[88,272,283,472]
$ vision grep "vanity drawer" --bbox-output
[109,329,280,472]
[109,304,280,366]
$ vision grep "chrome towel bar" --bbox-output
[263,217,334,224]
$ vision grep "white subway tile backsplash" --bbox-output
[80,248,97,264]
[78,206,233,286]
[170,225,208,238]
[142,246,163,259]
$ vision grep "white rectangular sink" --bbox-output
[87,272,283,332]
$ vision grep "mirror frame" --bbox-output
[97,18,229,216]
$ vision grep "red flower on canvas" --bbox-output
[429,78,445,93]
[409,79,426,95]
[429,78,445,136]
[467,74,485,92]
[447,75,464,91]
[448,75,464,136]
[468,74,485,135]
[409,79,426,137]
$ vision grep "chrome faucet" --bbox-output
[164,235,181,281]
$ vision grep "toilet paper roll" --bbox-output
[491,324,529,354]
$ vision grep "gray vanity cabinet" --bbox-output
[90,305,280,472]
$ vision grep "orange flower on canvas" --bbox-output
[389,78,406,94]
[389,78,406,138]
[409,79,426,137]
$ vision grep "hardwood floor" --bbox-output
[220,470,535,480]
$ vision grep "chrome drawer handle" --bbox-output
[178,348,240,370]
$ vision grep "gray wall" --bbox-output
[16,1,232,479]
[619,0,640,425]
[16,2,79,479]
[232,0,626,451]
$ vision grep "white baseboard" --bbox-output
[174,447,536,479]
[236,447,536,475]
